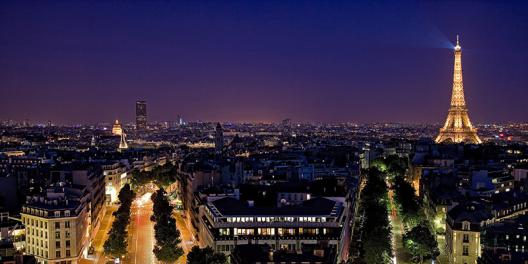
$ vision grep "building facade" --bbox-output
[21,185,89,264]
[101,163,128,204]
[446,202,491,264]
[198,196,346,261]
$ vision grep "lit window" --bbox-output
[463,245,469,256]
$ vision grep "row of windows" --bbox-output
[27,247,71,258]
[497,202,528,216]
[511,245,526,252]
[216,242,301,252]
[27,228,47,238]
[28,237,48,248]
[23,218,71,229]
[23,208,71,218]
[224,216,328,223]
[216,244,234,252]
[225,228,329,236]
[504,234,527,241]
[28,238,71,249]
[27,229,71,240]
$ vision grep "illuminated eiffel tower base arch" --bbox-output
[435,36,482,144]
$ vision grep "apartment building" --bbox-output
[198,196,346,260]
[21,184,89,264]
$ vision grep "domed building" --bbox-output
[112,119,123,136]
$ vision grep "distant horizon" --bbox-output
[2,118,527,127]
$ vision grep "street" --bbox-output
[174,211,196,263]
[388,188,411,264]
[81,192,196,264]
[125,193,156,264]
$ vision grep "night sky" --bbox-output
[1,1,527,124]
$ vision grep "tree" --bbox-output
[370,159,388,172]
[151,188,184,263]
[103,230,127,258]
[154,243,184,263]
[187,246,228,264]
[403,222,440,263]
[151,188,173,221]
[130,169,151,188]
[118,183,135,204]
[393,176,421,228]
[357,169,393,264]
[104,184,135,259]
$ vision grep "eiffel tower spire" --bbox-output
[435,36,482,144]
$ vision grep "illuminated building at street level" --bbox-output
[199,197,346,256]
[102,162,128,204]
[111,120,122,136]
[436,35,482,144]
[21,185,90,264]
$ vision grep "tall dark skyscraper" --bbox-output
[136,100,147,130]
[215,123,224,153]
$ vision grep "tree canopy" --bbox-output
[151,188,184,263]
[187,246,228,264]
[358,169,392,264]
[403,222,440,263]
[104,184,135,258]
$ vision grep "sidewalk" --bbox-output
[388,189,412,264]
[174,212,197,264]
[83,205,117,264]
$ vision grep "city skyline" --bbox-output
[1,1,528,124]
[2,2,528,264]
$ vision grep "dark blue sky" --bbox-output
[1,1,527,124]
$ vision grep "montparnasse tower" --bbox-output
[435,35,482,144]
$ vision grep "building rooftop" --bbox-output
[208,197,342,217]
[447,200,492,229]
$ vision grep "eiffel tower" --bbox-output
[435,36,482,144]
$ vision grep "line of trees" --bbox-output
[374,156,440,264]
[357,168,393,264]
[393,175,421,228]
[187,246,228,264]
[151,188,184,263]
[394,176,439,263]
[104,184,135,259]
